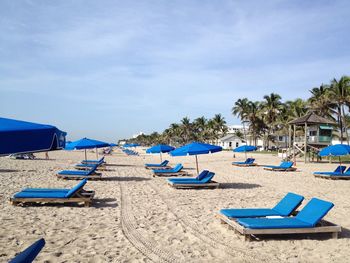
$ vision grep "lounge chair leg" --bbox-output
[84,201,90,207]
[244,235,252,242]
[332,232,338,239]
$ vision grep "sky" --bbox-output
[1,0,350,142]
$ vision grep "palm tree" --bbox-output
[179,117,193,144]
[329,76,350,144]
[261,93,283,148]
[246,101,265,146]
[232,98,250,142]
[308,85,335,119]
[193,116,207,142]
[210,114,228,144]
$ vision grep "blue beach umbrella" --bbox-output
[319,144,350,169]
[0,117,66,156]
[65,137,110,161]
[146,144,175,161]
[10,238,45,263]
[233,145,257,159]
[170,142,222,174]
[319,144,350,157]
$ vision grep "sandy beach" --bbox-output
[1,149,350,262]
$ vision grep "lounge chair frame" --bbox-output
[168,181,220,189]
[153,171,188,177]
[56,173,102,180]
[314,174,350,180]
[264,167,297,172]
[10,189,95,207]
[217,213,341,241]
[75,164,107,171]
[145,165,171,170]
[232,163,257,167]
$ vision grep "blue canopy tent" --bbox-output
[0,117,66,156]
[319,144,350,169]
[65,137,110,161]
[233,145,257,159]
[170,142,222,174]
[146,144,175,161]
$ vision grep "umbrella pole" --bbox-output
[96,147,98,159]
[339,156,342,173]
[85,149,87,162]
[245,150,247,160]
[195,155,199,175]
[160,152,162,162]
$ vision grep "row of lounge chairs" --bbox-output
[10,157,108,206]
[232,159,297,171]
[122,149,139,156]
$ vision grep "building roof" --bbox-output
[288,112,336,126]
[219,134,242,142]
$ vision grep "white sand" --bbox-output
[1,149,350,262]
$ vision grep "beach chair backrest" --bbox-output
[200,172,215,183]
[280,161,293,168]
[196,170,209,180]
[334,165,346,173]
[344,167,350,174]
[296,198,334,226]
[65,179,88,198]
[88,164,99,175]
[272,192,304,216]
[161,160,169,166]
[99,157,105,163]
[173,164,183,172]
[247,158,255,164]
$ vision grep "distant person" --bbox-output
[45,152,49,160]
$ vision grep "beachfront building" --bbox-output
[217,134,245,150]
[288,112,337,162]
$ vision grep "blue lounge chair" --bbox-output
[314,167,350,180]
[10,179,94,207]
[57,164,102,180]
[153,163,188,177]
[145,160,170,169]
[81,157,105,165]
[75,159,106,170]
[220,192,304,218]
[313,166,347,175]
[9,238,45,263]
[263,161,296,171]
[232,158,257,167]
[219,198,341,240]
[167,171,219,189]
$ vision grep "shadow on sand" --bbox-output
[106,164,143,168]
[0,169,21,173]
[219,182,261,189]
[93,198,118,208]
[103,176,151,182]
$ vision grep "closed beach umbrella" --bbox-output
[319,144,350,170]
[233,145,257,159]
[146,144,175,161]
[65,137,110,161]
[0,117,66,156]
[10,238,45,263]
[170,142,222,174]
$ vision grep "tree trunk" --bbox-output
[341,104,349,145]
[338,106,344,144]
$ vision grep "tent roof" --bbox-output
[288,112,336,126]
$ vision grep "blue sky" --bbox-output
[1,0,350,141]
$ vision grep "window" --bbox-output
[309,131,317,136]
[236,142,239,147]
[229,142,232,147]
